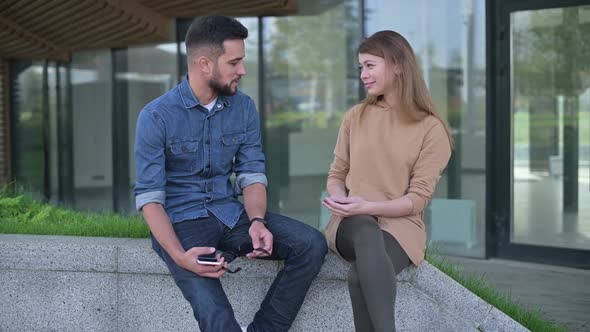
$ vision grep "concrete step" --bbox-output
[0,234,528,331]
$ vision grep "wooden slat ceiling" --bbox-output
[0,0,298,61]
[140,0,298,17]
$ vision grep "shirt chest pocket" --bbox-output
[167,139,202,173]
[221,132,246,160]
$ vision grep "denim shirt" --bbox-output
[134,77,267,228]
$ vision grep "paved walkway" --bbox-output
[448,256,590,332]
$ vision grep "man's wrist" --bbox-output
[250,217,267,226]
[170,249,186,264]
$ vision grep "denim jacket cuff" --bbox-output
[233,173,267,195]
[136,191,166,211]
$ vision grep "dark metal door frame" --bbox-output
[487,0,590,268]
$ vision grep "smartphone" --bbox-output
[197,253,222,265]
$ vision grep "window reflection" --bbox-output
[263,0,361,228]
[12,62,45,199]
[48,63,59,203]
[125,43,178,213]
[71,51,114,212]
[366,0,487,257]
[511,6,590,250]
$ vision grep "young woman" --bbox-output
[322,30,453,332]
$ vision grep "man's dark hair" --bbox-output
[185,15,248,62]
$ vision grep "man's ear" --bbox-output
[196,56,213,75]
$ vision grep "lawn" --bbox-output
[0,194,149,238]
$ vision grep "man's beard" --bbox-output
[208,69,238,96]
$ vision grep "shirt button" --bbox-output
[181,146,187,152]
[216,104,222,109]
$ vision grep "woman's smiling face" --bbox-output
[359,53,390,97]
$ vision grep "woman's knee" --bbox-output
[339,215,381,244]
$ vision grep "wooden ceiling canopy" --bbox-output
[0,0,297,61]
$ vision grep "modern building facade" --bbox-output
[1,0,589,268]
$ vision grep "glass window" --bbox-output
[11,61,45,199]
[262,0,361,228]
[366,0,487,257]
[57,63,74,206]
[71,51,113,212]
[125,43,179,213]
[48,63,59,203]
[237,18,260,108]
[510,6,590,250]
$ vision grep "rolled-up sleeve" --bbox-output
[406,121,452,215]
[136,190,166,210]
[233,97,266,190]
[134,108,167,211]
[233,173,268,195]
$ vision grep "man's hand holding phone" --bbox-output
[177,247,227,278]
[196,252,223,265]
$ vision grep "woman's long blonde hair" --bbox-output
[358,30,454,148]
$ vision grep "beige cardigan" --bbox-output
[323,102,452,266]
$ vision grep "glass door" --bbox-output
[493,0,590,267]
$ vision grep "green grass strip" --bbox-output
[427,252,568,332]
[0,194,149,238]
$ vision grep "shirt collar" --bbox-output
[180,75,231,110]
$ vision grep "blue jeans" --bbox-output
[151,211,328,332]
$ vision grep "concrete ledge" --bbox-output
[0,234,529,331]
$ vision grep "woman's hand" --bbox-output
[322,196,371,217]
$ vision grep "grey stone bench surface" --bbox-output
[0,234,528,331]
